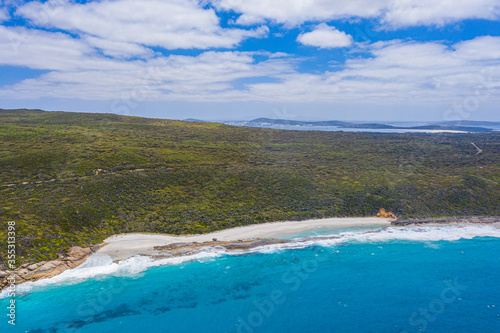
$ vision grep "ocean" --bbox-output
[2,224,499,333]
[225,123,500,133]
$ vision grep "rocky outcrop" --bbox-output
[392,216,500,226]
[0,244,106,291]
[153,239,287,254]
[152,238,300,259]
[377,208,397,220]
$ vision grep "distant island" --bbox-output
[224,118,500,133]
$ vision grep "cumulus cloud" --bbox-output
[297,24,353,48]
[212,0,387,25]
[245,37,500,104]
[0,26,98,71]
[0,26,294,101]
[382,0,500,28]
[212,0,500,28]
[453,35,500,60]
[1,23,499,109]
[15,0,268,51]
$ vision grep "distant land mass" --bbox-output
[184,118,208,122]
[437,120,500,127]
[233,118,499,133]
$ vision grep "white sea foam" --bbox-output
[348,224,500,243]
[0,251,223,298]
[226,224,500,253]
[267,224,500,250]
[2,224,498,297]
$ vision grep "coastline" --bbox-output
[392,216,500,226]
[2,215,500,291]
[97,217,392,261]
[0,217,391,290]
[0,244,105,291]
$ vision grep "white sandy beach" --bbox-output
[97,217,392,261]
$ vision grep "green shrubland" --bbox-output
[1,109,499,264]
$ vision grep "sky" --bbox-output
[0,0,500,121]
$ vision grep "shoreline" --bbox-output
[97,217,392,261]
[0,244,104,291]
[99,216,500,262]
[392,216,500,226]
[2,215,499,291]
[0,217,391,291]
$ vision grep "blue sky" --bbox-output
[1,0,500,121]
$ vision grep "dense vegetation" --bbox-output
[1,109,499,264]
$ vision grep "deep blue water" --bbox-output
[2,225,499,333]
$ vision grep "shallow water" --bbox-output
[2,225,499,333]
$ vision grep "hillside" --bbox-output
[1,109,500,264]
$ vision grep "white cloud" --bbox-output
[84,36,154,59]
[0,7,9,22]
[0,24,499,110]
[15,0,268,51]
[212,0,500,27]
[212,0,387,25]
[0,26,294,101]
[0,26,98,71]
[453,36,500,60]
[383,0,500,28]
[297,24,353,48]
[245,37,500,105]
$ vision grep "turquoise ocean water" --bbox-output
[2,224,499,333]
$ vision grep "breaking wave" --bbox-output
[2,223,498,297]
